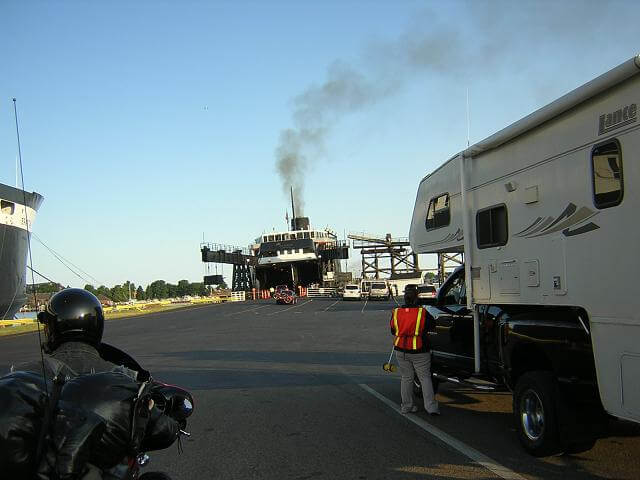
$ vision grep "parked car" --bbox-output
[369,281,389,300]
[416,284,437,305]
[274,285,296,305]
[342,284,361,301]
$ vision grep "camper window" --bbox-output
[476,204,508,249]
[592,139,623,209]
[425,193,450,230]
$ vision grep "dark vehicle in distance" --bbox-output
[274,285,297,305]
[416,284,437,305]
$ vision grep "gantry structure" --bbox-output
[347,233,420,279]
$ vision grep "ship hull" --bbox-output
[0,184,43,319]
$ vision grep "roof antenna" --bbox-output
[13,98,49,395]
[466,87,470,147]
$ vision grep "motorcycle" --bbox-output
[97,344,196,480]
[0,344,195,480]
[104,382,195,480]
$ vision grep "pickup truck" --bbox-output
[422,265,605,456]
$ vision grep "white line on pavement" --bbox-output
[224,304,271,317]
[266,299,313,316]
[324,300,340,311]
[361,299,368,313]
[357,383,526,480]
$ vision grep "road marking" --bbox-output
[361,299,368,313]
[224,304,270,317]
[266,299,313,316]
[357,383,526,480]
[324,300,340,311]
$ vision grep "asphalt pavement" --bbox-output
[1,298,639,479]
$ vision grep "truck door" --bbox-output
[427,270,475,372]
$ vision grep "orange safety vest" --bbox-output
[390,307,428,351]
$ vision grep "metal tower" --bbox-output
[348,233,420,279]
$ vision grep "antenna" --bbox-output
[466,88,470,147]
[13,98,49,394]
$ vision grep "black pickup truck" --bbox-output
[422,265,606,456]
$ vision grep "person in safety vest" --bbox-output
[390,285,440,415]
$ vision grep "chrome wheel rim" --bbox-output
[520,389,545,441]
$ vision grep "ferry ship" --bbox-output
[0,183,43,319]
[201,215,349,291]
[251,216,348,289]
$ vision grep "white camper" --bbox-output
[410,55,640,453]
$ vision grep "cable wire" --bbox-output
[13,97,49,396]
[31,232,103,286]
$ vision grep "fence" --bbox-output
[306,288,337,298]
[230,291,246,302]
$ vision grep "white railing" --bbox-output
[230,291,246,302]
[306,288,336,298]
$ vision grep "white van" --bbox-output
[369,281,390,300]
[342,284,361,301]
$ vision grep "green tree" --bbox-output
[110,285,127,303]
[177,280,190,297]
[136,285,145,300]
[148,280,167,299]
[96,285,111,300]
[84,284,97,294]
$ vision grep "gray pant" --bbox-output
[395,350,439,414]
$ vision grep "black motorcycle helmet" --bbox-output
[38,288,105,352]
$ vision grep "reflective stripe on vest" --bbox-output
[392,307,426,350]
[393,309,400,346]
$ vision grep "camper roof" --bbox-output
[420,54,640,184]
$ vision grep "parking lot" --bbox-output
[1,298,639,479]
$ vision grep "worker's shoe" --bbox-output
[401,406,419,414]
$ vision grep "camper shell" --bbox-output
[409,55,640,455]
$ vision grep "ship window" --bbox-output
[476,204,508,249]
[310,232,315,238]
[1,200,15,215]
[268,235,275,242]
[592,139,623,209]
[304,232,310,239]
[275,234,281,241]
[425,193,450,230]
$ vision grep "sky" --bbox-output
[0,0,638,289]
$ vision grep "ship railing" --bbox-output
[200,242,253,256]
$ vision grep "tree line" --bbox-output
[83,279,227,303]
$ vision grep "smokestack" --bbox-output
[290,186,296,230]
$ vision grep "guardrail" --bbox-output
[306,288,336,298]
[231,291,246,302]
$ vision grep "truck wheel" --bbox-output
[513,371,562,456]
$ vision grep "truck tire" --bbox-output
[513,371,562,456]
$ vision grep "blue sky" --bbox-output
[1,0,638,288]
